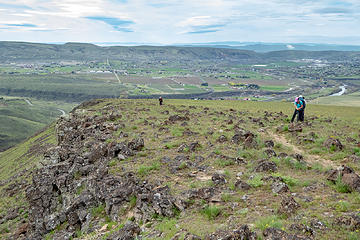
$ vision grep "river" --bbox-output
[330,85,347,96]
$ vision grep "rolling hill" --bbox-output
[1,99,360,239]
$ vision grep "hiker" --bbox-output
[159,97,163,106]
[291,97,304,123]
[298,95,306,121]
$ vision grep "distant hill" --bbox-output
[177,42,360,52]
[1,41,360,64]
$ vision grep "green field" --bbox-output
[311,91,360,107]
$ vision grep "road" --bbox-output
[57,109,66,116]
[24,99,33,106]
[107,58,122,84]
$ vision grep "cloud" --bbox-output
[314,7,352,14]
[188,29,219,34]
[0,3,32,10]
[5,23,38,28]
[179,16,227,34]
[0,0,360,44]
[286,44,295,49]
[85,16,134,32]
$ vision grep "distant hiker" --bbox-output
[298,95,306,121]
[159,97,163,105]
[291,97,304,123]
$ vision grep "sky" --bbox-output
[0,0,359,45]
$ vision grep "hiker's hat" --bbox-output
[295,97,299,101]
[299,95,303,98]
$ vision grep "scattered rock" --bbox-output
[278,195,300,216]
[217,135,228,143]
[310,220,327,230]
[334,214,360,231]
[288,124,303,133]
[263,227,310,240]
[323,137,343,151]
[326,165,360,192]
[212,173,227,185]
[235,180,251,191]
[169,115,190,123]
[171,232,201,240]
[264,148,277,158]
[189,142,201,152]
[278,152,288,158]
[290,153,303,162]
[271,181,289,194]
[341,172,360,192]
[128,138,144,151]
[205,225,257,240]
[255,160,278,173]
[289,223,314,236]
[106,221,140,240]
[265,140,275,148]
[177,143,189,153]
[348,154,360,163]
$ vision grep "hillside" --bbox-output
[1,42,360,64]
[0,97,75,151]
[1,99,360,239]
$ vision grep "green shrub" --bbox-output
[335,200,350,212]
[138,161,160,176]
[272,173,298,187]
[202,205,221,220]
[155,218,178,239]
[255,215,283,231]
[215,159,234,167]
[221,193,231,202]
[178,162,187,169]
[108,159,118,167]
[129,195,137,208]
[334,175,351,193]
[92,204,106,218]
[347,231,360,240]
[171,127,184,137]
[354,147,360,157]
[247,175,264,188]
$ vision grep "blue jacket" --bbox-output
[294,100,303,109]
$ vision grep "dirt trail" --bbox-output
[268,131,338,168]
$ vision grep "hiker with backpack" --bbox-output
[298,95,306,121]
[159,96,163,106]
[291,96,304,123]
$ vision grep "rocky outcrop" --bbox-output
[25,112,184,238]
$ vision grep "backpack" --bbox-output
[299,97,306,109]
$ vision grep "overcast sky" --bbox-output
[0,0,359,45]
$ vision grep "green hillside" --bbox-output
[0,97,75,151]
[1,99,360,239]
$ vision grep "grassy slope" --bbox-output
[1,99,360,239]
[0,124,56,236]
[0,97,75,151]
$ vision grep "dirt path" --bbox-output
[268,131,338,168]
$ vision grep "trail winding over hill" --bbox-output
[268,130,338,168]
